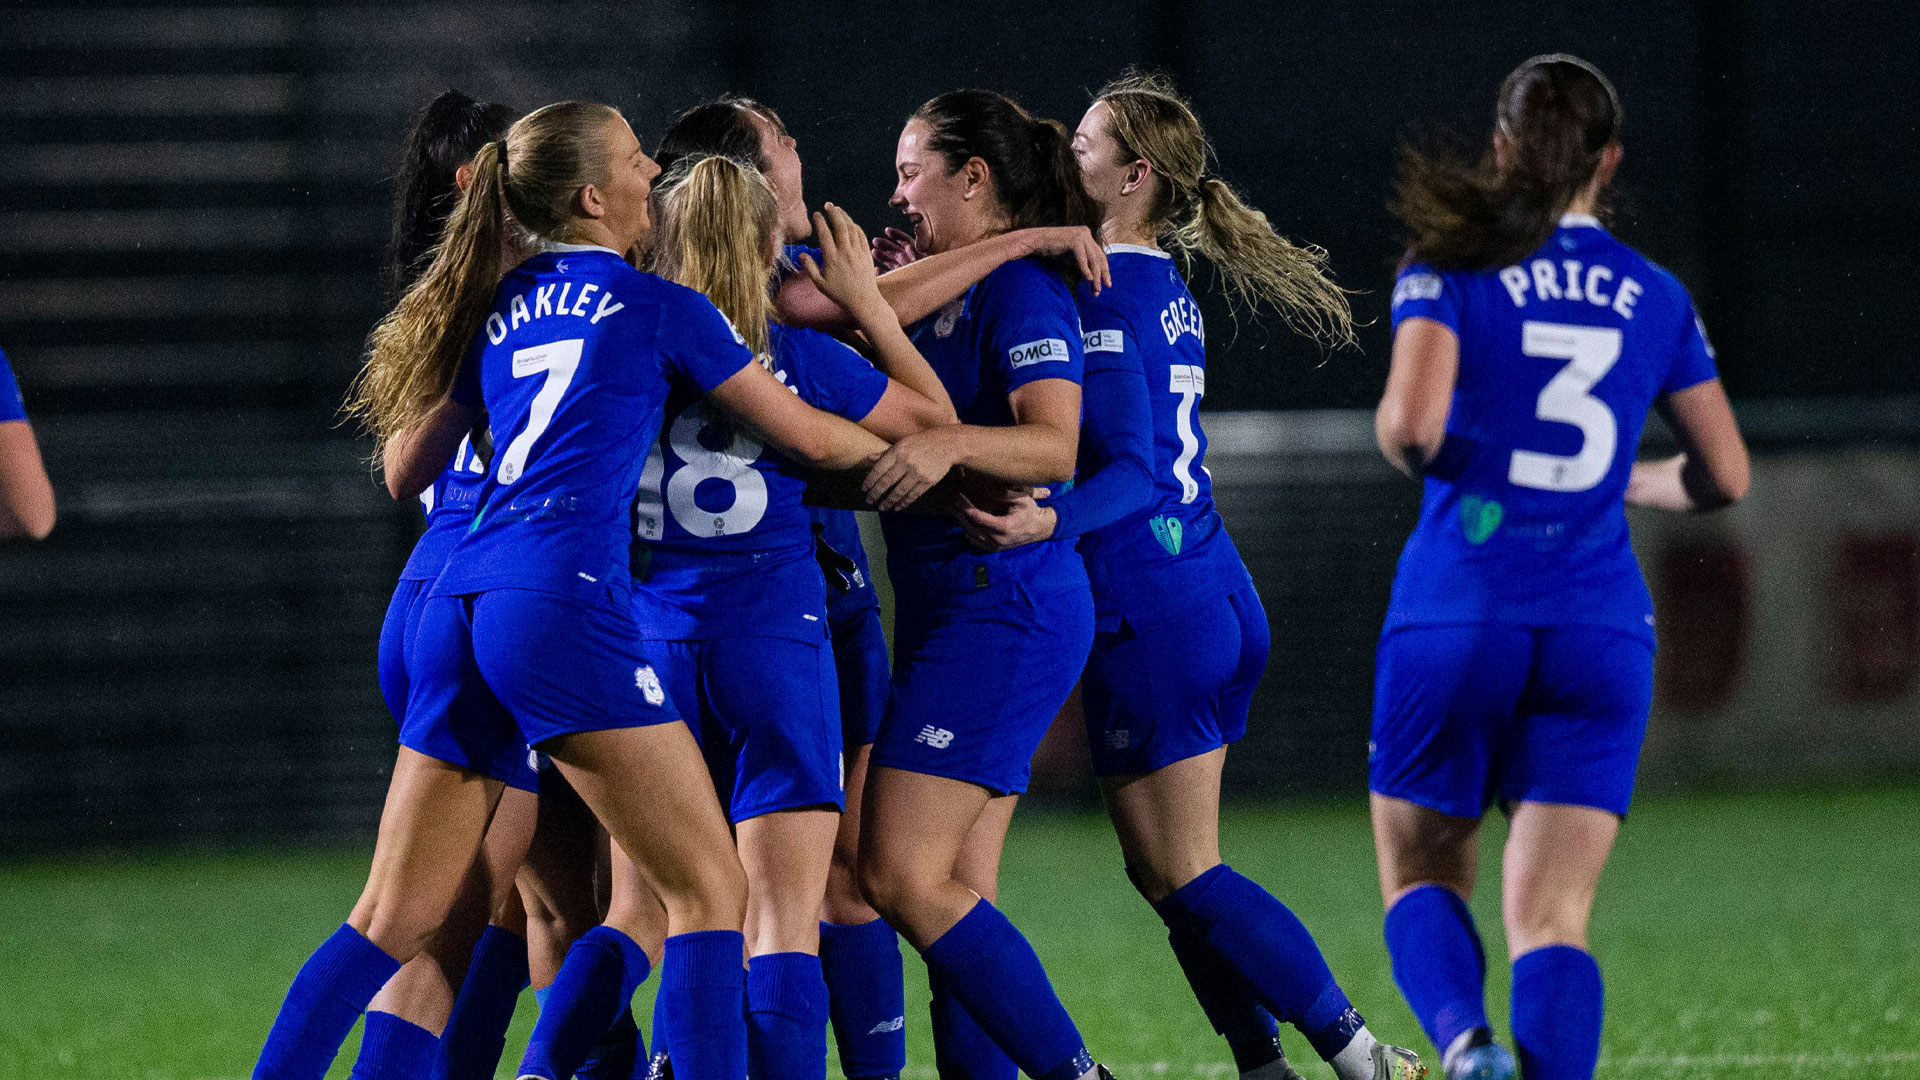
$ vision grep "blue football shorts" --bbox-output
[403,587,678,786]
[648,635,844,821]
[381,578,538,792]
[872,577,1094,795]
[1369,623,1655,818]
[1083,582,1269,777]
[828,605,890,752]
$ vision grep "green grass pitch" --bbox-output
[1,788,1914,1079]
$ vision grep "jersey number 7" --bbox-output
[497,338,584,485]
[1509,321,1622,493]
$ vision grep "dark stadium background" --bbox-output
[1,2,1915,851]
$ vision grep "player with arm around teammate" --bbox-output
[961,72,1425,1080]
[847,89,1122,1080]
[252,101,889,1080]
[1372,55,1749,1080]
[515,157,956,1080]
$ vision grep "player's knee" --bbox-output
[1503,891,1591,953]
[854,851,923,921]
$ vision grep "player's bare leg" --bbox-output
[348,748,507,961]
[364,783,538,1032]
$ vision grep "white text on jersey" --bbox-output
[1499,259,1642,319]
[485,283,626,344]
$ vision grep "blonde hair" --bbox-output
[347,101,624,447]
[646,154,778,361]
[1096,71,1355,348]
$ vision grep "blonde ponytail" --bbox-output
[647,154,778,361]
[1097,71,1355,348]
[1177,176,1355,348]
[348,139,507,447]
[346,101,624,449]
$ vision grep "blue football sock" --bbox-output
[517,926,650,1080]
[1162,918,1284,1071]
[1159,865,1363,1062]
[1384,884,1491,1055]
[255,923,403,1080]
[929,970,1017,1080]
[431,924,530,1080]
[1511,945,1602,1080]
[647,982,673,1079]
[746,952,830,1080]
[349,1011,439,1080]
[577,1007,642,1080]
[920,899,1091,1080]
[658,930,748,1080]
[819,919,906,1080]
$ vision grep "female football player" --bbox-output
[253,100,890,1080]
[649,94,1110,1080]
[516,160,959,1080]
[960,71,1423,1080]
[347,87,540,1080]
[1373,55,1748,1080]
[851,89,1114,1080]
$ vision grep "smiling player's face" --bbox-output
[890,118,975,256]
[597,117,663,256]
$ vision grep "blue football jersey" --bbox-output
[431,244,754,604]
[1070,246,1253,630]
[398,433,489,581]
[632,321,888,640]
[880,258,1087,596]
[1386,214,1719,639]
[0,348,27,423]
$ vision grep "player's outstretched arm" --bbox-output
[709,361,889,471]
[1628,379,1750,512]
[1376,316,1459,478]
[776,226,1109,332]
[862,378,1079,512]
[0,420,55,540]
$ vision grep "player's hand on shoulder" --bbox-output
[1020,226,1110,294]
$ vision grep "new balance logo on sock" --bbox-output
[866,1016,906,1035]
[915,726,954,749]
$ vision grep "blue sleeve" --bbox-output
[982,262,1083,392]
[1046,324,1154,538]
[1663,297,1720,394]
[1390,263,1460,334]
[0,349,25,423]
[659,288,756,393]
[785,328,889,422]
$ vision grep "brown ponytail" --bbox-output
[1096,71,1355,348]
[346,101,623,449]
[1392,54,1622,271]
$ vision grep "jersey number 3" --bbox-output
[1509,321,1622,493]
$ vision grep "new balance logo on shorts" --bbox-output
[867,1016,906,1035]
[634,665,665,707]
[914,725,954,749]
